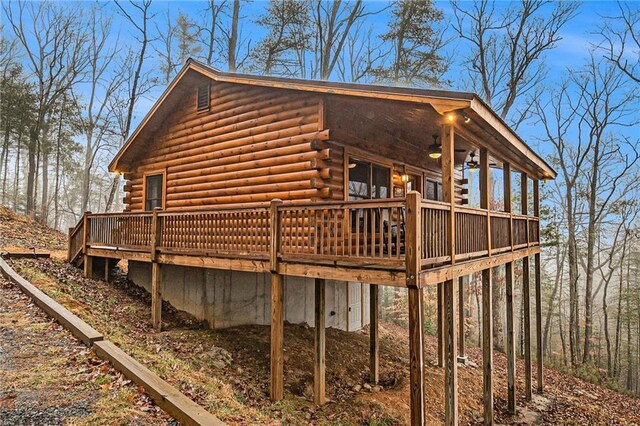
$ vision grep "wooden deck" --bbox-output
[69,196,540,287]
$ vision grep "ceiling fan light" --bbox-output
[428,143,442,159]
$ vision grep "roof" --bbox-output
[110,59,556,180]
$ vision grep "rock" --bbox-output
[207,345,233,368]
[373,385,382,392]
[212,360,226,369]
[353,384,362,392]
[363,383,372,391]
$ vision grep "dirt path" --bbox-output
[0,274,174,426]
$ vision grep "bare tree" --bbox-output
[2,1,89,219]
[198,0,227,66]
[599,2,640,84]
[452,0,579,126]
[77,6,126,214]
[106,0,156,212]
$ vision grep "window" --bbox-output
[348,158,390,201]
[196,82,210,111]
[145,174,164,211]
[425,179,443,201]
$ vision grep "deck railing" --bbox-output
[276,199,406,267]
[79,196,540,273]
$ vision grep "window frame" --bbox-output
[142,169,167,211]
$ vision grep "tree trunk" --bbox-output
[228,0,240,72]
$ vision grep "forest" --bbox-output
[1,0,639,398]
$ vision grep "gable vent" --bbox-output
[197,82,210,111]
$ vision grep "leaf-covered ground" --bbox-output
[1,206,640,425]
[0,273,173,425]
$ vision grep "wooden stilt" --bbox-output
[438,282,444,367]
[408,286,425,426]
[151,262,162,331]
[314,278,325,405]
[444,278,458,426]
[270,272,284,402]
[505,262,516,414]
[482,268,493,425]
[458,275,467,362]
[523,257,532,401]
[534,179,544,394]
[370,285,379,385]
[84,255,93,279]
[535,253,543,393]
[104,258,110,282]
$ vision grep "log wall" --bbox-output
[124,80,330,211]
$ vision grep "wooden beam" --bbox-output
[418,246,541,287]
[270,199,283,272]
[104,258,110,282]
[84,255,93,279]
[406,191,421,287]
[504,162,516,414]
[151,262,162,331]
[480,148,491,255]
[482,268,493,425]
[505,262,516,414]
[458,276,466,361]
[523,256,532,401]
[438,283,444,367]
[444,278,458,425]
[521,173,532,401]
[441,124,456,371]
[408,286,425,426]
[370,285,379,385]
[534,180,544,394]
[314,278,326,405]
[270,272,284,402]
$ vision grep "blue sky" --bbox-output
[100,1,634,152]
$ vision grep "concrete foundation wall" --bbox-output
[128,261,359,331]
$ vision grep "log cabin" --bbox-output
[67,58,555,425]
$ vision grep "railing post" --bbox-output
[503,162,516,414]
[504,163,513,252]
[67,227,74,262]
[269,198,284,402]
[441,124,458,425]
[405,191,424,425]
[480,148,491,256]
[269,199,283,273]
[533,179,543,394]
[83,212,92,278]
[150,207,163,331]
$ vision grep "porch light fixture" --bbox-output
[428,134,442,159]
[401,173,410,183]
[462,113,471,123]
[467,152,479,172]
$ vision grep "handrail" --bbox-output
[70,197,542,273]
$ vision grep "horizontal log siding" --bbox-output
[125,81,329,210]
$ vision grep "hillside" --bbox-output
[1,206,639,425]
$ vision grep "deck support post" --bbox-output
[521,174,532,401]
[269,199,284,402]
[482,268,493,425]
[405,191,424,425]
[370,285,379,385]
[444,278,458,426]
[150,207,163,331]
[457,275,467,363]
[103,258,109,282]
[505,262,516,414]
[84,255,93,279]
[151,262,162,331]
[503,162,516,414]
[314,278,326,405]
[480,147,493,425]
[534,180,543,394]
[441,123,458,425]
[408,286,425,426]
[438,283,444,367]
[270,272,284,402]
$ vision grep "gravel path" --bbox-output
[0,274,173,425]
